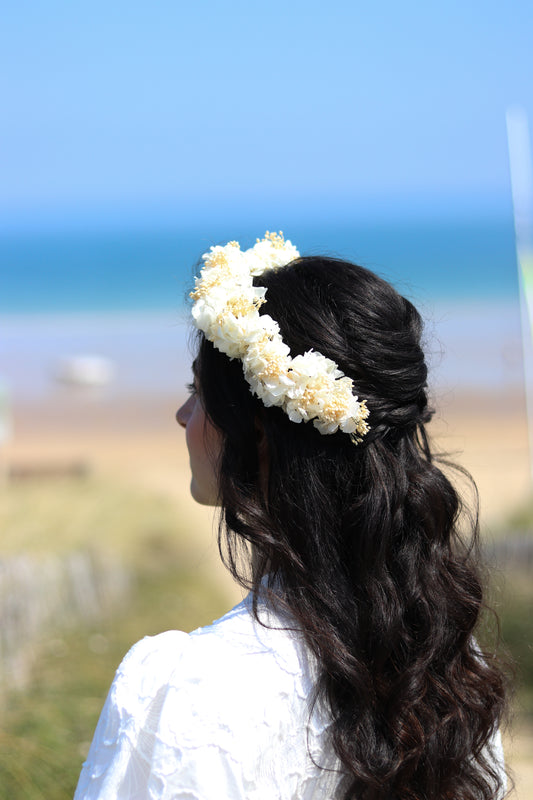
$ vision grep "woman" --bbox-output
[75,233,508,799]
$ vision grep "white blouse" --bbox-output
[74,591,344,799]
[74,591,506,800]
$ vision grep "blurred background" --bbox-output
[1,1,532,796]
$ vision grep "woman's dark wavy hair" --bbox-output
[194,255,508,800]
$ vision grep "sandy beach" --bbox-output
[6,384,531,515]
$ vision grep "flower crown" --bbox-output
[190,232,370,442]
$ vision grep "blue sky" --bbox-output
[1,1,532,230]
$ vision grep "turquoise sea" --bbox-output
[0,218,524,401]
[0,218,520,313]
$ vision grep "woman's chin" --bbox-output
[190,478,218,507]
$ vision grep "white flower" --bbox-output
[243,335,290,374]
[191,298,217,333]
[291,351,344,380]
[249,235,300,274]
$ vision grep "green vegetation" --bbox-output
[0,475,227,800]
[491,497,533,719]
[0,474,197,562]
[0,567,226,799]
[499,573,533,716]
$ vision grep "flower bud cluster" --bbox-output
[190,232,370,441]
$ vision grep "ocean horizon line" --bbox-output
[0,294,522,322]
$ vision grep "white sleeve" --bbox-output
[73,630,248,800]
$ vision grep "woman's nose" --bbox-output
[176,397,192,428]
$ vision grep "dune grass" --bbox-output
[500,575,533,718]
[0,474,196,561]
[490,494,533,717]
[0,474,228,800]
[0,565,226,799]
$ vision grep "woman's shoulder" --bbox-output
[112,591,309,709]
[116,592,255,673]
[96,592,317,766]
[75,593,338,799]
